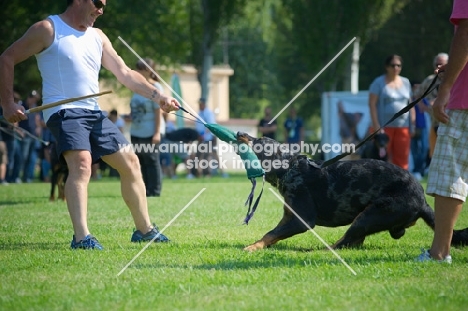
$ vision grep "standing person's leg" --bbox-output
[0,141,7,183]
[410,134,419,172]
[430,195,463,259]
[419,126,429,176]
[383,127,396,165]
[21,136,34,181]
[131,136,151,195]
[389,127,411,170]
[196,141,209,177]
[96,116,168,241]
[4,140,14,181]
[429,126,438,159]
[26,140,38,182]
[9,140,22,182]
[144,144,162,196]
[138,144,160,197]
[102,150,153,233]
[421,110,468,261]
[62,150,93,242]
[18,137,28,181]
[46,109,105,249]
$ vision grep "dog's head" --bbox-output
[236,132,295,185]
[236,132,289,161]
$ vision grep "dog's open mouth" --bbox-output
[379,147,387,158]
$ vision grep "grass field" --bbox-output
[1,174,468,311]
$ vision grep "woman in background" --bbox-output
[129,58,166,197]
[368,54,413,170]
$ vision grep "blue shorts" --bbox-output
[46,108,129,164]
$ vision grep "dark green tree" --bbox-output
[274,0,410,119]
[192,0,246,100]
[360,0,454,88]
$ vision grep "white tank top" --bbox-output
[36,15,102,122]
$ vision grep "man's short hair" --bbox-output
[433,53,449,68]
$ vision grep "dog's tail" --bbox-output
[451,228,468,246]
[420,202,435,230]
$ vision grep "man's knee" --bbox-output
[108,152,141,176]
[63,151,92,177]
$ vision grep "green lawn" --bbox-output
[1,174,468,311]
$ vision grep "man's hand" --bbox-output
[152,132,161,144]
[435,64,446,81]
[159,95,180,113]
[159,94,180,113]
[2,102,27,123]
[432,88,450,124]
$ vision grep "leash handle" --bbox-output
[321,73,440,168]
[25,90,112,114]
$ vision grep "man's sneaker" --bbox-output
[70,235,104,250]
[131,225,170,243]
[415,249,452,264]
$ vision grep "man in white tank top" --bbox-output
[0,0,180,249]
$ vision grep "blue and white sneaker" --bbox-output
[131,224,170,243]
[70,235,104,250]
[415,249,452,264]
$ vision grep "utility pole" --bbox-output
[350,37,360,94]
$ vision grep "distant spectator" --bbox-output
[160,111,176,178]
[410,82,429,181]
[415,52,449,165]
[1,92,22,183]
[0,124,7,185]
[130,58,165,197]
[108,109,125,133]
[258,107,277,139]
[284,107,304,144]
[195,97,227,178]
[17,90,42,183]
[369,54,412,170]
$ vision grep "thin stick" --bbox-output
[0,118,49,145]
[26,90,112,114]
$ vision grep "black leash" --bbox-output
[320,73,440,168]
[0,118,49,145]
[171,111,204,125]
[175,106,206,125]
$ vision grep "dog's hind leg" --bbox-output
[49,165,58,201]
[332,204,417,249]
[57,172,66,201]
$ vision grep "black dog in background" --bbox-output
[361,133,390,162]
[48,142,68,201]
[236,132,468,251]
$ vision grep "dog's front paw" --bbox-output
[243,242,266,252]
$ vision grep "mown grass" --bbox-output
[1,174,468,311]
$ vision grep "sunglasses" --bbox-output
[389,64,402,68]
[92,0,105,10]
